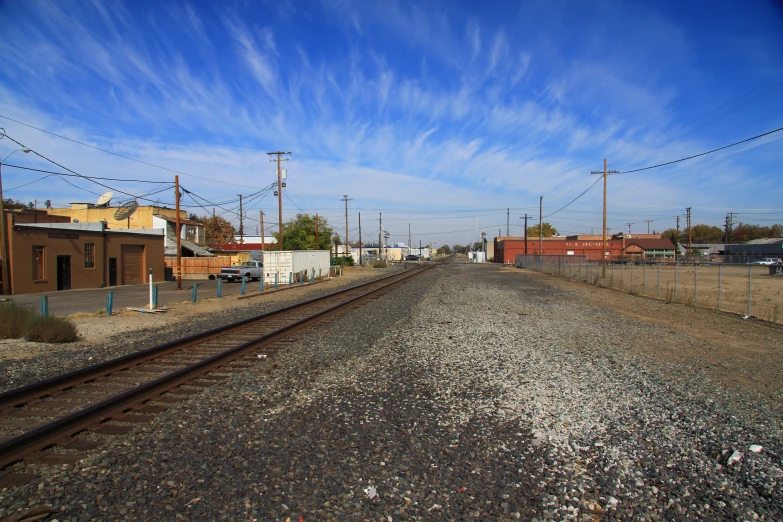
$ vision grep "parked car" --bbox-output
[406,254,421,261]
[749,258,780,266]
[220,260,263,282]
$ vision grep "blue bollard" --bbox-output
[217,277,222,298]
[241,276,246,295]
[152,284,158,308]
[300,270,304,285]
[288,272,292,285]
[311,267,315,282]
[259,275,264,292]
[274,272,279,289]
[192,283,198,303]
[106,291,113,316]
[41,295,48,316]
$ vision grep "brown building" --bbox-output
[2,221,164,295]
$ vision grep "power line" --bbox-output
[621,126,783,174]
[0,113,271,189]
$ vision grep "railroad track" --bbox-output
[0,265,430,486]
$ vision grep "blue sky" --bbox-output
[1,0,782,248]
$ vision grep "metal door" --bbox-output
[56,256,71,291]
[109,258,117,286]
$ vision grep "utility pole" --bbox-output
[175,175,182,289]
[238,194,244,244]
[524,214,528,255]
[508,208,511,237]
[725,212,735,256]
[260,211,265,251]
[266,151,291,251]
[686,207,692,262]
[409,223,411,255]
[676,215,680,263]
[379,213,382,261]
[315,214,319,250]
[358,212,363,265]
[539,196,543,255]
[591,159,619,277]
[342,195,352,259]
[644,219,653,234]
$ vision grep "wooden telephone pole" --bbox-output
[591,159,619,277]
[266,151,291,251]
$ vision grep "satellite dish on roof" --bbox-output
[114,199,139,221]
[96,191,113,207]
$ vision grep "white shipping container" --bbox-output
[263,250,331,284]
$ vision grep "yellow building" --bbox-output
[48,203,183,231]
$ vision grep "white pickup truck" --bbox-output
[220,260,263,282]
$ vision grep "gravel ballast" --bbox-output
[1,257,781,521]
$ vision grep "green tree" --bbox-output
[451,244,466,254]
[526,222,558,237]
[274,213,335,250]
[690,224,724,242]
[1,198,27,210]
[438,244,452,255]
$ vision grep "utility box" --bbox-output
[263,250,331,284]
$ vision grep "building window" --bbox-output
[85,243,95,269]
[33,246,45,280]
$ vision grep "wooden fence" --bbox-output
[164,256,233,280]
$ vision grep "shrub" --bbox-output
[332,256,355,267]
[0,302,36,339]
[373,260,387,268]
[23,315,78,343]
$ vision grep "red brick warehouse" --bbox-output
[494,235,626,264]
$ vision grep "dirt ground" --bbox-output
[548,263,783,323]
[512,266,783,413]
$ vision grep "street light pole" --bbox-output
[0,139,32,295]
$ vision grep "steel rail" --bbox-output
[0,265,429,470]
[0,267,425,410]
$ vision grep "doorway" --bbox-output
[109,258,117,287]
[56,256,71,291]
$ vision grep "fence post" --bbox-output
[675,262,679,303]
[311,267,315,282]
[289,272,293,285]
[275,272,279,289]
[643,262,647,296]
[718,264,722,311]
[611,262,614,289]
[657,263,661,299]
[153,284,158,309]
[106,291,113,316]
[191,283,198,303]
[259,275,264,292]
[241,276,247,295]
[300,270,305,285]
[631,262,635,293]
[217,277,222,298]
[694,265,698,307]
[41,295,48,316]
[747,264,753,317]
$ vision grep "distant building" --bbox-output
[728,238,783,257]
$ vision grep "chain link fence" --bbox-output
[515,255,783,324]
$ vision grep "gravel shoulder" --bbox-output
[1,258,781,521]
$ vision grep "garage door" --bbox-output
[121,245,144,285]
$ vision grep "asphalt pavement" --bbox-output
[4,278,275,316]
